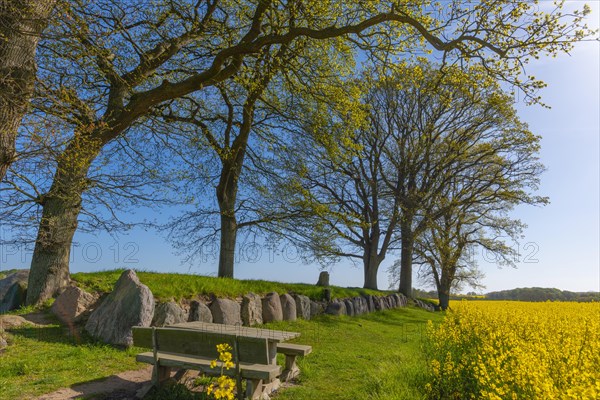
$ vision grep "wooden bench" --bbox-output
[132,327,281,399]
[276,343,312,381]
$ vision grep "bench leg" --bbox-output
[151,364,172,386]
[246,378,281,400]
[280,355,300,382]
[246,379,263,400]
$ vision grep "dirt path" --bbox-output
[36,366,153,400]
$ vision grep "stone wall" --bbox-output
[148,291,417,328]
[42,269,433,346]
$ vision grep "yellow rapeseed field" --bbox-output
[425,301,600,399]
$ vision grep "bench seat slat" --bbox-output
[136,351,281,381]
[276,343,312,356]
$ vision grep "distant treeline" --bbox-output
[485,287,599,302]
[415,287,599,302]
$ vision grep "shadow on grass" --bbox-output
[7,323,133,352]
[39,375,149,400]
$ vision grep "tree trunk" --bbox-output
[216,162,239,278]
[26,136,100,305]
[437,265,454,311]
[363,254,380,290]
[362,238,382,290]
[398,222,414,297]
[438,290,450,311]
[0,0,56,181]
[217,206,237,278]
[26,193,80,305]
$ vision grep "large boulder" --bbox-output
[352,297,366,315]
[310,301,325,318]
[189,300,213,323]
[373,296,385,311]
[280,293,297,321]
[392,293,403,307]
[241,293,262,326]
[0,270,29,313]
[387,295,397,308]
[363,295,375,312]
[397,293,408,307]
[261,292,283,323]
[210,298,242,325]
[85,270,154,346]
[343,299,355,316]
[383,295,392,309]
[152,301,187,327]
[325,300,346,316]
[51,286,98,325]
[293,294,311,320]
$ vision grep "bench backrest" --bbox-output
[132,327,270,365]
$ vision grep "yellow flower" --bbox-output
[425,301,600,400]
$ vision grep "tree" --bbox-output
[383,65,547,301]
[271,61,547,293]
[412,126,546,309]
[15,0,592,304]
[260,100,398,290]
[413,208,519,310]
[160,37,359,278]
[158,43,295,278]
[0,0,56,181]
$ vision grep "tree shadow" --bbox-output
[37,368,153,400]
[7,323,128,350]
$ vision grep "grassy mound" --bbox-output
[71,269,387,301]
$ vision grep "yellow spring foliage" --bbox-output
[425,301,600,399]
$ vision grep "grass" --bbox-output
[2,270,441,399]
[0,307,442,400]
[268,307,444,400]
[0,323,141,400]
[71,269,388,301]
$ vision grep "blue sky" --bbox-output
[1,2,598,293]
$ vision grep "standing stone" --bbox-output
[352,297,363,315]
[293,294,311,320]
[383,296,392,309]
[344,299,355,316]
[316,271,329,287]
[363,295,375,312]
[210,298,242,325]
[152,301,187,327]
[280,293,297,321]
[189,300,213,323]
[0,270,29,313]
[262,292,283,323]
[322,288,332,302]
[85,270,154,347]
[51,286,98,325]
[398,293,408,307]
[310,301,324,318]
[241,293,263,326]
[325,300,346,316]
[373,296,383,311]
